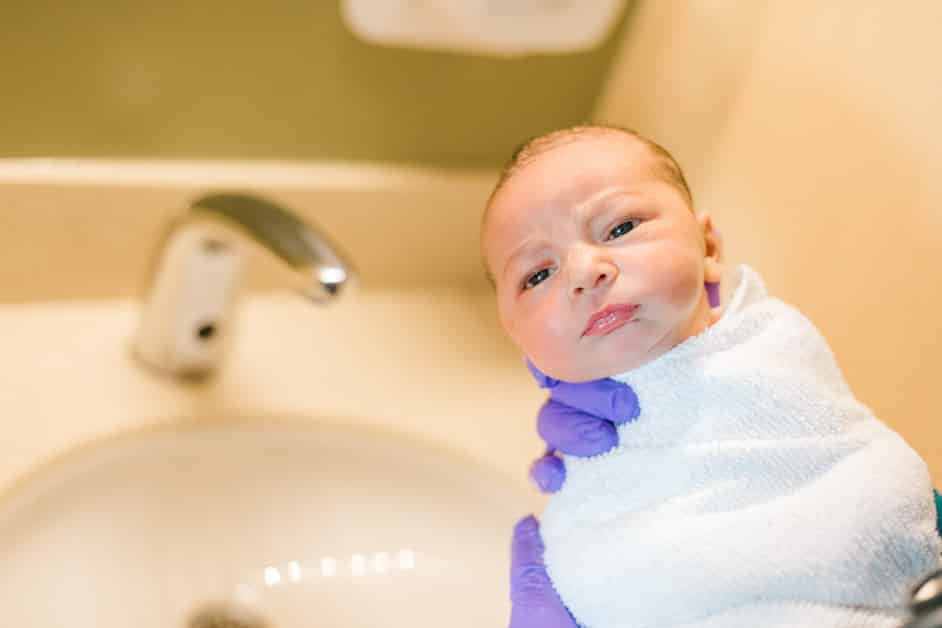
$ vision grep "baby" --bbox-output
[481,125,942,628]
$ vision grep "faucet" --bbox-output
[133,192,355,378]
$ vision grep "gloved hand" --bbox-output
[526,358,641,493]
[509,515,578,628]
[510,364,641,628]
[509,281,721,628]
[527,280,720,493]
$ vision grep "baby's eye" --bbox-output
[524,267,554,290]
[606,219,640,241]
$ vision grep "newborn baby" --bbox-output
[481,125,941,628]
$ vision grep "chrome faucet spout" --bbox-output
[189,194,352,302]
[134,192,356,377]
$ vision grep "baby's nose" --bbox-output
[571,267,614,297]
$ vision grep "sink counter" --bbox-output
[0,287,546,511]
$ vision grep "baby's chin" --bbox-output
[535,335,681,381]
[535,356,643,383]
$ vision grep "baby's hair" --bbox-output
[481,124,694,288]
[486,124,693,214]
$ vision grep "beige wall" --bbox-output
[596,1,942,478]
[0,2,626,166]
[0,162,496,301]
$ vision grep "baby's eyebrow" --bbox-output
[502,240,546,280]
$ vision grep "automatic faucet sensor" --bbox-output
[133,193,356,378]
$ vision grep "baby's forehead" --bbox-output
[491,130,691,223]
[489,135,654,217]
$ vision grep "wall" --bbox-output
[0,162,497,301]
[596,1,942,477]
[0,1,628,167]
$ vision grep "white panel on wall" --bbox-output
[341,0,628,57]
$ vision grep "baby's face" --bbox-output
[483,134,721,382]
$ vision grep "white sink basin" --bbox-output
[0,419,529,627]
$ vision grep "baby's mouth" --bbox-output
[582,304,639,337]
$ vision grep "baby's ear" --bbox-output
[697,210,724,283]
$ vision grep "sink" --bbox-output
[0,419,530,627]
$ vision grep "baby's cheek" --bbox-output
[652,246,703,309]
[515,304,575,380]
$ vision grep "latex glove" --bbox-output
[507,281,722,628]
[509,515,578,628]
[509,366,641,628]
[527,281,719,493]
[526,358,641,493]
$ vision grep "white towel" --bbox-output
[541,264,941,628]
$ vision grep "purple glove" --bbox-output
[706,280,720,310]
[527,281,719,493]
[509,367,642,627]
[510,372,639,627]
[507,281,720,627]
[527,358,641,493]
[509,515,577,628]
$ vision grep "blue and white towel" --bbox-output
[541,264,941,628]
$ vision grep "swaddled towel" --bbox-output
[541,264,941,628]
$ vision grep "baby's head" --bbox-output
[481,125,723,382]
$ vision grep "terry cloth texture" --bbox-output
[541,264,941,628]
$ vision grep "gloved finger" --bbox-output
[705,281,721,308]
[705,220,722,307]
[549,379,640,425]
[509,515,578,628]
[525,357,560,389]
[529,450,566,494]
[538,400,618,457]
